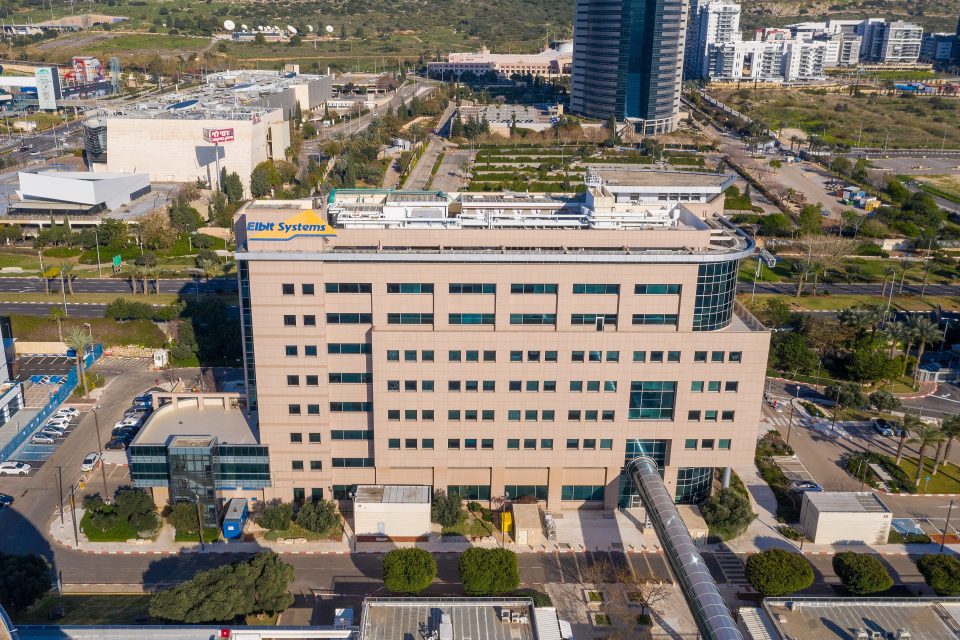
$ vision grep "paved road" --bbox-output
[402,135,444,190]
[0,302,108,318]
[748,281,959,296]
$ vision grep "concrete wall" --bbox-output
[14,341,67,355]
[353,501,431,538]
[803,508,892,544]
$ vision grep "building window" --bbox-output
[325,283,372,293]
[719,439,732,450]
[688,410,701,421]
[307,404,320,415]
[544,381,556,392]
[326,313,372,324]
[330,402,373,412]
[329,373,371,383]
[310,461,322,471]
[332,458,374,468]
[546,351,558,362]
[583,438,596,449]
[328,343,372,354]
[387,283,434,294]
[422,380,435,392]
[306,375,318,386]
[725,381,739,392]
[691,381,704,392]
[685,439,697,450]
[304,345,317,357]
[507,439,520,450]
[387,350,399,361]
[302,284,315,295]
[571,313,618,326]
[404,409,417,421]
[482,410,494,421]
[572,351,584,362]
[282,283,295,295]
[568,410,581,421]
[388,410,400,421]
[483,350,496,362]
[632,314,678,326]
[504,485,548,501]
[465,438,478,450]
[570,381,583,392]
[292,460,304,471]
[404,380,417,391]
[287,375,300,386]
[701,439,715,450]
[708,381,721,392]
[705,410,718,421]
[508,410,520,421]
[675,467,713,504]
[449,350,462,362]
[722,410,735,421]
[447,439,461,450]
[388,380,400,391]
[628,381,676,420]
[711,351,725,363]
[283,315,296,326]
[541,438,554,450]
[422,438,434,449]
[288,404,301,415]
[423,350,435,362]
[651,351,664,363]
[607,351,619,362]
[308,433,321,443]
[285,345,298,356]
[600,438,613,450]
[566,439,579,450]
[303,315,316,326]
[449,313,494,325]
[511,283,557,294]
[693,260,738,332]
[510,313,556,325]
[573,283,619,294]
[668,351,681,362]
[510,351,523,362]
[331,430,372,440]
[635,284,681,295]
[388,313,433,325]
[465,350,479,362]
[729,351,742,363]
[449,283,496,294]
[561,485,604,501]
[482,438,494,450]
[633,351,646,363]
[447,485,491,500]
[404,350,417,362]
[290,433,303,443]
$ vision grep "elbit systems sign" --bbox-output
[247,209,337,241]
[203,128,235,143]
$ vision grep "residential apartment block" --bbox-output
[707,29,830,82]
[686,0,742,79]
[234,170,770,511]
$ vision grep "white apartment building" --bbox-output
[688,0,742,79]
[428,43,573,80]
[783,39,828,80]
[859,19,923,63]
[707,28,828,82]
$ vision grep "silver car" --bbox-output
[31,434,55,444]
[0,461,31,476]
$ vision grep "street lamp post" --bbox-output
[941,500,954,554]
[786,385,801,446]
[194,494,205,551]
[93,226,102,278]
[92,407,107,498]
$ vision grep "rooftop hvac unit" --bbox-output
[896,631,911,640]
[854,630,868,640]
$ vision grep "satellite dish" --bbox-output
[325,24,334,34]
[257,25,263,31]
[307,25,314,32]
[241,24,248,30]
[223,19,235,31]
[287,25,297,34]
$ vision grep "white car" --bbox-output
[31,434,55,444]
[0,461,31,476]
[55,407,79,418]
[47,417,71,429]
[113,416,142,430]
[80,452,101,472]
[39,426,65,437]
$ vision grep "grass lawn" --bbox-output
[261,522,340,542]
[0,249,43,272]
[0,292,180,305]
[745,293,960,312]
[10,315,167,348]
[441,511,495,537]
[12,594,152,625]
[173,526,220,543]
[895,457,960,494]
[912,174,960,204]
[80,511,141,542]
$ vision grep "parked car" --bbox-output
[55,407,79,418]
[47,417,71,429]
[0,461,31,476]
[105,437,130,450]
[80,452,102,472]
[789,480,823,493]
[0,493,13,508]
[111,425,140,438]
[873,419,894,437]
[31,434,56,444]
[124,407,150,419]
[113,416,143,430]
[39,426,65,437]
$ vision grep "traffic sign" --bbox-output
[112,255,121,268]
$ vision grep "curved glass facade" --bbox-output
[692,259,739,331]
[675,466,713,504]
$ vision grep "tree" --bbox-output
[698,488,756,540]
[138,209,175,250]
[114,487,161,532]
[895,413,924,465]
[64,326,93,398]
[149,552,294,623]
[382,548,436,593]
[0,553,51,613]
[918,554,960,596]
[846,346,898,383]
[254,32,265,45]
[250,161,281,197]
[868,390,901,413]
[168,502,201,534]
[769,159,782,172]
[910,422,944,485]
[939,416,960,467]
[832,552,893,595]
[909,316,941,386]
[168,199,203,234]
[744,549,814,596]
[458,548,520,595]
[47,305,66,342]
[772,332,818,374]
[221,171,244,203]
[258,502,293,531]
[59,261,74,295]
[295,500,339,534]
[431,489,461,527]
[797,204,823,235]
[825,382,867,412]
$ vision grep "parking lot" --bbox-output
[14,355,77,382]
[13,407,85,468]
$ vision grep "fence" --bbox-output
[0,343,103,461]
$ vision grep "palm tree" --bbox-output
[147,265,162,295]
[64,327,93,399]
[910,317,941,386]
[895,413,924,465]
[910,423,944,486]
[47,306,66,342]
[838,307,872,343]
[196,257,220,284]
[885,321,911,359]
[58,261,74,295]
[126,265,142,295]
[940,416,960,466]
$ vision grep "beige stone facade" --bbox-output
[235,198,770,511]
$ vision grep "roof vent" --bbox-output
[896,630,911,640]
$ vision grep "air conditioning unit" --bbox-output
[854,629,868,640]
[896,630,911,640]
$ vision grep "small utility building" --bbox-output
[353,485,431,542]
[800,491,892,545]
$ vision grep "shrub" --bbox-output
[0,553,51,613]
[832,552,893,595]
[295,500,339,535]
[431,489,461,527]
[513,588,552,607]
[467,501,482,512]
[458,548,519,595]
[259,502,293,531]
[699,488,756,540]
[168,502,201,534]
[744,549,814,596]
[918,554,960,596]
[382,548,436,593]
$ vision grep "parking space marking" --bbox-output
[773,455,816,483]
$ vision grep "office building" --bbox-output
[571,0,689,134]
[686,0,742,79]
[921,32,957,63]
[427,43,573,80]
[233,169,770,511]
[859,19,923,63]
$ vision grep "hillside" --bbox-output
[738,0,957,33]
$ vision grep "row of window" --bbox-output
[282,313,684,327]
[290,460,324,471]
[685,438,732,450]
[691,381,739,393]
[385,409,621,422]
[388,437,617,451]
[687,410,737,422]
[285,283,682,296]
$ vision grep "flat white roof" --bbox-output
[805,491,890,513]
[354,485,431,504]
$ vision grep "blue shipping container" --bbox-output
[222,498,248,539]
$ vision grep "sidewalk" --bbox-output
[49,508,659,556]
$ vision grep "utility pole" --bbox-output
[194,494,205,550]
[786,385,800,446]
[56,466,64,525]
[941,500,954,554]
[93,407,107,498]
[69,485,79,548]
